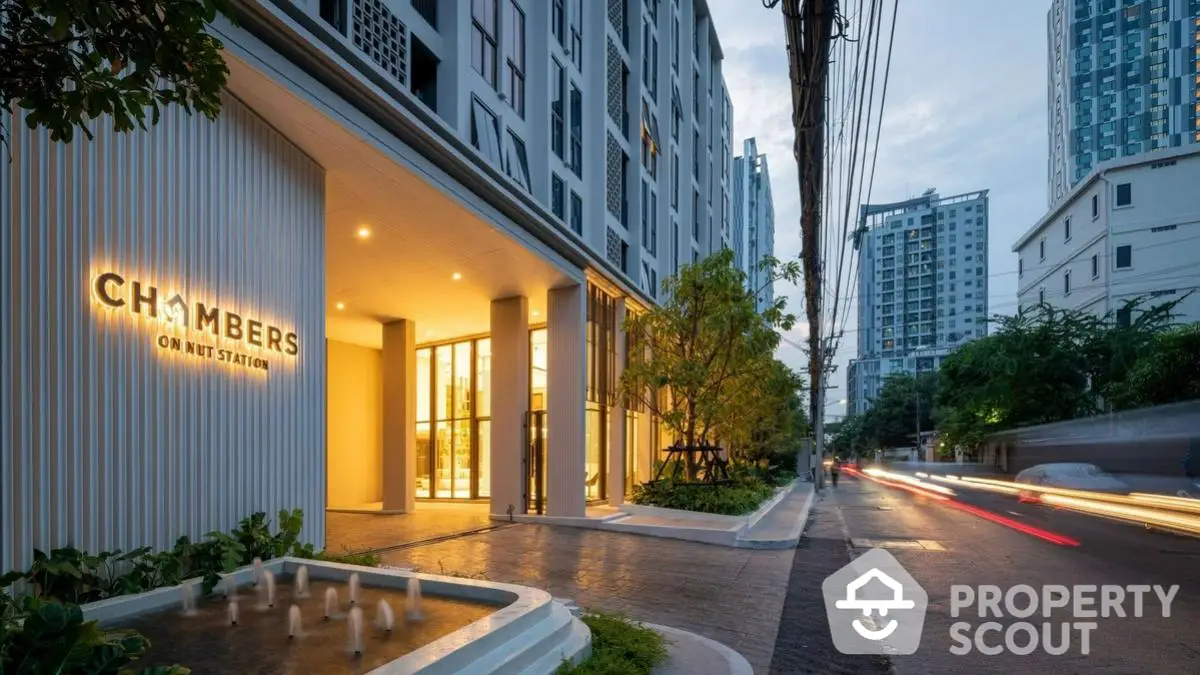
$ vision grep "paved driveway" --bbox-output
[374,523,796,674]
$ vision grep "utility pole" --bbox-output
[783,0,835,489]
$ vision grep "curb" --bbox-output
[644,622,754,675]
[734,485,816,549]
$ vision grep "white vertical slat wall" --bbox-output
[1,92,327,572]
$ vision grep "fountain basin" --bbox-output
[82,557,589,674]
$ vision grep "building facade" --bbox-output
[732,138,776,312]
[847,189,990,415]
[1014,146,1200,323]
[1047,0,1200,206]
[0,0,735,570]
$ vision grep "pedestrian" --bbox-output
[830,456,841,487]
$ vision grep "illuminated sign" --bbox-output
[92,272,298,373]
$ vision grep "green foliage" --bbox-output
[1,0,234,145]
[1105,323,1200,410]
[0,597,187,674]
[631,475,775,516]
[308,549,381,568]
[620,249,804,479]
[556,613,668,675]
[932,298,1200,450]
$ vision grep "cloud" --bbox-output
[709,0,1051,416]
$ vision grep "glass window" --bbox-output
[470,98,502,166]
[570,191,583,235]
[585,405,605,500]
[476,339,491,418]
[471,0,498,87]
[506,131,531,191]
[552,173,565,219]
[1115,244,1132,268]
[1115,182,1132,206]
[454,341,472,419]
[531,328,548,410]
[435,345,452,420]
[551,59,565,158]
[503,1,525,116]
[477,420,491,498]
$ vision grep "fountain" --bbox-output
[348,572,361,605]
[180,583,197,615]
[223,574,238,599]
[347,606,364,655]
[252,557,264,586]
[295,565,310,598]
[324,587,339,620]
[262,570,277,608]
[375,599,395,633]
[227,598,240,626]
[405,578,423,620]
[288,604,303,639]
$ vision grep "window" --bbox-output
[642,20,658,99]
[570,191,583,234]
[1115,244,1132,269]
[505,131,531,191]
[1091,193,1099,219]
[503,1,525,116]
[1039,238,1045,260]
[693,131,700,178]
[568,0,582,71]
[569,83,583,177]
[1115,182,1132,206]
[551,174,565,219]
[471,0,498,87]
[1038,287,1045,304]
[671,14,679,73]
[1116,306,1132,327]
[1091,253,1099,278]
[671,152,679,210]
[692,190,700,240]
[551,59,565,159]
[1064,270,1072,295]
[1064,216,1072,241]
[1018,257,1023,277]
[551,0,565,47]
[470,98,502,165]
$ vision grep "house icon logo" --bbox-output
[823,548,928,655]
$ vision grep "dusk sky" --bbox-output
[708,0,1051,418]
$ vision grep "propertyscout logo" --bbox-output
[822,548,928,655]
[824,550,1180,657]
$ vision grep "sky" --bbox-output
[707,0,1052,419]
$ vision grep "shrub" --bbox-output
[630,477,775,516]
[556,613,668,675]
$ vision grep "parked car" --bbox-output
[1013,463,1130,502]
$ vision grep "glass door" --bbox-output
[527,410,547,514]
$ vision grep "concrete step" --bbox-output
[454,600,589,675]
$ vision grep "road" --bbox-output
[770,471,1200,674]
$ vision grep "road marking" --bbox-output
[850,538,946,551]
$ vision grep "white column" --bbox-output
[608,298,627,506]
[489,296,530,516]
[381,319,416,513]
[546,284,587,517]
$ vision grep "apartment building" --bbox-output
[847,189,991,415]
[1015,145,1200,322]
[733,138,776,312]
[0,0,735,570]
[1047,0,1200,205]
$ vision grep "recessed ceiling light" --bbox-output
[532,310,540,317]
[356,227,371,239]
[335,302,345,311]
[451,272,462,281]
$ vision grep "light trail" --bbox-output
[845,467,1080,546]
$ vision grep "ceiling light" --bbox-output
[335,302,345,311]
[451,272,462,281]
[532,310,540,317]
[356,227,371,239]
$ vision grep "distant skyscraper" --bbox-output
[1047,0,1200,206]
[733,138,775,312]
[847,189,990,416]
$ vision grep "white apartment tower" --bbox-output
[1047,0,1200,206]
[733,138,776,311]
[847,189,991,415]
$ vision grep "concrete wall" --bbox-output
[0,92,326,571]
[326,340,383,507]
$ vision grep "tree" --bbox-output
[1,0,234,145]
[1106,322,1200,410]
[620,248,800,478]
[862,373,936,449]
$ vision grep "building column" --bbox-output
[546,284,587,517]
[381,319,416,513]
[489,296,530,516]
[608,299,628,506]
[637,404,654,483]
